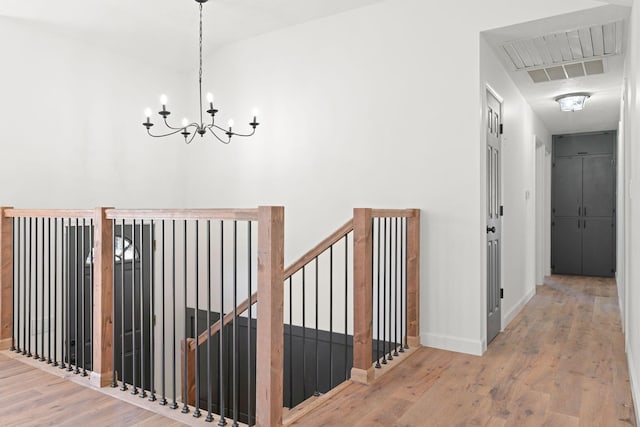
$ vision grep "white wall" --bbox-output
[621,0,640,423]
[182,0,601,355]
[480,37,551,334]
[0,18,190,209]
[535,141,551,286]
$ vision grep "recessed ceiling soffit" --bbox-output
[501,20,623,83]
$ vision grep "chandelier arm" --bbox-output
[147,127,191,138]
[185,131,198,145]
[207,127,232,144]
[227,128,256,138]
[163,117,184,131]
[209,123,228,133]
[208,123,255,138]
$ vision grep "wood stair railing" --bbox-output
[183,208,419,415]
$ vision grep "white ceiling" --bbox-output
[483,4,631,135]
[0,0,386,71]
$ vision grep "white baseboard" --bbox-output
[421,332,484,356]
[502,286,536,329]
[628,350,640,427]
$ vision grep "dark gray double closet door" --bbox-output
[552,132,615,277]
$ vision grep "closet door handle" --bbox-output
[578,205,581,216]
[584,207,587,216]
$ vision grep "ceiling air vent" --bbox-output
[525,59,605,83]
[584,59,605,75]
[502,20,622,74]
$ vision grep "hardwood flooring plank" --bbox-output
[292,276,636,427]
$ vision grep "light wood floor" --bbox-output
[292,275,636,427]
[0,354,187,426]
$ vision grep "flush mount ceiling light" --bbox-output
[555,93,590,112]
[142,0,259,144]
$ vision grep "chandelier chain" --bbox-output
[198,2,203,125]
[199,2,203,84]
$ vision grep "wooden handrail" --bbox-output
[370,208,417,218]
[4,208,94,219]
[194,291,258,348]
[283,219,353,279]
[105,208,259,221]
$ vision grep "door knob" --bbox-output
[486,226,496,233]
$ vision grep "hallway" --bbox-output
[293,276,635,426]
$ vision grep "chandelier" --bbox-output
[142,0,259,144]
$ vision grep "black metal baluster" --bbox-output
[74,218,80,373]
[302,266,306,399]
[329,245,333,388]
[344,234,348,379]
[149,220,156,402]
[314,256,319,396]
[131,219,138,393]
[53,219,58,366]
[247,222,252,426]
[288,276,293,408]
[140,220,147,397]
[111,221,117,388]
[120,219,128,390]
[381,219,386,365]
[11,218,16,352]
[34,218,39,361]
[194,220,201,418]
[387,218,393,362]
[181,220,189,414]
[403,218,409,350]
[170,220,177,409]
[394,218,399,357]
[160,221,168,404]
[81,219,87,374]
[27,218,32,358]
[89,219,94,370]
[375,218,381,368]
[40,218,45,362]
[15,218,20,354]
[60,219,67,370]
[232,221,238,427]
[22,218,27,357]
[218,220,227,426]
[66,219,72,371]
[47,218,52,363]
[399,218,405,353]
[205,220,213,423]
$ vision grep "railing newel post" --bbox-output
[255,206,284,427]
[90,207,114,387]
[0,207,14,350]
[351,208,374,384]
[406,209,420,347]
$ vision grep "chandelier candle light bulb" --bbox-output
[142,0,259,145]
